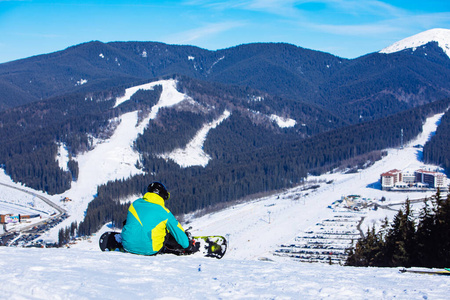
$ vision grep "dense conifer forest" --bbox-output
[77,97,450,236]
[423,109,450,174]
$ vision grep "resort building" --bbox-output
[381,168,448,191]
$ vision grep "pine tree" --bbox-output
[384,199,416,267]
[415,197,436,266]
[346,225,385,266]
[434,189,450,266]
[346,190,450,268]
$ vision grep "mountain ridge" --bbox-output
[1,29,450,124]
[380,28,450,57]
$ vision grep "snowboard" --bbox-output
[192,235,227,259]
[400,268,450,276]
[99,231,125,252]
[99,231,227,259]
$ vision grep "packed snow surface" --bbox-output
[270,114,296,128]
[114,79,189,108]
[1,247,448,300]
[380,28,450,58]
[56,143,69,171]
[75,79,88,86]
[0,183,54,216]
[158,110,231,167]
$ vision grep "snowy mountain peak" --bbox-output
[380,28,450,58]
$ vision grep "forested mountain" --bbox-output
[1,30,450,235]
[1,37,450,124]
[0,75,345,194]
[79,96,450,235]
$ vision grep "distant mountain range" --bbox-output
[1,28,450,124]
[0,29,449,228]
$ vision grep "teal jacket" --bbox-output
[121,192,189,255]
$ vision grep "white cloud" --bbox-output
[185,0,406,18]
[166,21,245,44]
[323,0,406,17]
[309,22,398,36]
[184,0,299,16]
[327,12,449,35]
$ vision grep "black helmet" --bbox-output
[148,182,170,200]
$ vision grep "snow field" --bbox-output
[0,247,448,300]
[158,110,231,167]
[0,178,56,217]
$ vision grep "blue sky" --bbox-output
[1,0,449,63]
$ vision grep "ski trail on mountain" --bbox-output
[45,79,190,240]
[188,112,446,260]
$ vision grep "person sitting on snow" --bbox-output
[121,181,198,255]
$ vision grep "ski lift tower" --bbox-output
[400,128,404,149]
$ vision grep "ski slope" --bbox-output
[0,247,448,300]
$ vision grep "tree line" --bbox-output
[346,189,450,268]
[58,221,78,246]
[423,109,450,175]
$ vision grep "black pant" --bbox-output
[160,233,185,255]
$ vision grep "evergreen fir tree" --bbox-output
[346,190,450,268]
[415,197,436,267]
[384,199,416,267]
[434,189,450,266]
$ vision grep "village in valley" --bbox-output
[0,182,69,247]
[274,165,449,264]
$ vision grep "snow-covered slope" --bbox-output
[1,79,236,240]
[0,247,448,299]
[0,79,201,240]
[158,110,231,167]
[72,112,444,262]
[380,28,450,58]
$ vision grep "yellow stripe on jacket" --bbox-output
[151,219,168,251]
[128,203,143,226]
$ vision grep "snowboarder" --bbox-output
[121,182,197,256]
